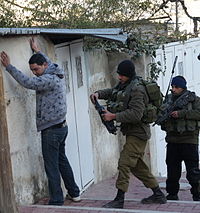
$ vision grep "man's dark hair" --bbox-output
[29,53,47,65]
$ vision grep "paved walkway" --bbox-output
[19,175,200,213]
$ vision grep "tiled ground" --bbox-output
[19,174,200,213]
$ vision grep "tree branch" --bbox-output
[179,0,200,34]
[149,0,171,18]
[3,0,33,11]
[179,0,200,21]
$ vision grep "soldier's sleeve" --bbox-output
[97,88,113,100]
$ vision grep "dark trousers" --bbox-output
[166,143,199,196]
[41,125,80,205]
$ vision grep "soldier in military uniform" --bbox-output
[158,75,200,201]
[90,60,166,209]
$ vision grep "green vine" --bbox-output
[83,29,199,81]
[147,61,163,81]
[83,32,166,81]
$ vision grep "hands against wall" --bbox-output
[0,51,10,68]
[0,37,40,68]
[30,37,40,53]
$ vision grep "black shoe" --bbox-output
[102,199,124,209]
[166,194,179,200]
[141,194,167,204]
[193,195,200,201]
[141,187,167,204]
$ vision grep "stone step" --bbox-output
[19,198,200,213]
[19,204,180,213]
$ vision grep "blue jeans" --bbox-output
[41,125,80,205]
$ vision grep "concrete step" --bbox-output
[19,198,200,213]
[19,205,179,213]
[19,174,200,213]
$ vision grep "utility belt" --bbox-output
[47,120,67,130]
[161,119,200,133]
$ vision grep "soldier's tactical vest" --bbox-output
[161,92,200,133]
[107,78,162,123]
[106,80,134,113]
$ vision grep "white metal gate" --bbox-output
[55,40,94,191]
[151,38,200,177]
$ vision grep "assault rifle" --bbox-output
[93,98,117,135]
[164,56,178,102]
[153,91,195,126]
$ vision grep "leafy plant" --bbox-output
[147,61,163,81]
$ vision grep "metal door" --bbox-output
[55,41,94,191]
[70,41,94,188]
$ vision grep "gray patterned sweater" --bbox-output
[6,52,67,131]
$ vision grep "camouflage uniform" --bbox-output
[97,78,158,192]
[160,90,200,200]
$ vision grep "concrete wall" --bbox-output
[0,36,54,204]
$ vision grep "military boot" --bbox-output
[192,194,200,201]
[166,194,179,200]
[191,183,200,201]
[102,189,125,209]
[141,186,167,204]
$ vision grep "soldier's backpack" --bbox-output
[106,77,163,124]
[140,79,163,123]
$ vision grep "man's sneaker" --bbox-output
[102,199,124,209]
[66,194,81,202]
[166,194,179,200]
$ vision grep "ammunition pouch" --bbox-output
[162,119,200,133]
[107,101,125,113]
[160,91,199,132]
[107,86,130,113]
[144,81,163,108]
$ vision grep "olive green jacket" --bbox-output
[97,79,151,140]
[161,90,200,144]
